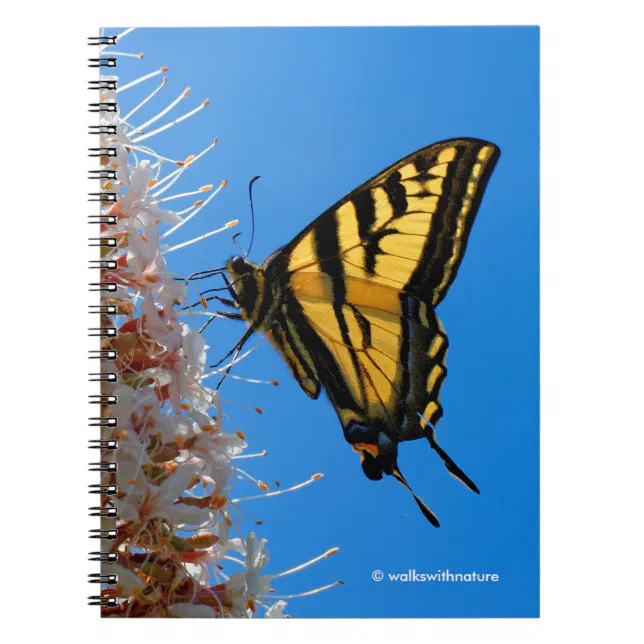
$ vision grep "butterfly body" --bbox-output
[226,138,500,525]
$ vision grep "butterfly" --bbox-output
[219,138,500,526]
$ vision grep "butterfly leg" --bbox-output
[182,293,239,311]
[212,311,244,320]
[198,310,244,334]
[209,325,255,369]
[214,325,257,390]
[220,272,240,302]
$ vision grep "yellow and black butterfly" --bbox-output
[214,138,499,526]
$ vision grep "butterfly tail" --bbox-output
[391,464,440,527]
[426,428,480,494]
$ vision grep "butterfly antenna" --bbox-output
[246,175,261,258]
[391,464,440,527]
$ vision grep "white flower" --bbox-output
[126,224,182,302]
[226,533,273,615]
[190,421,247,463]
[107,564,145,597]
[185,531,246,585]
[117,464,211,528]
[110,384,135,429]
[140,295,184,350]
[110,124,134,186]
[182,330,207,376]
[265,600,288,618]
[196,448,234,493]
[157,413,193,444]
[93,30,337,617]
[245,533,273,597]
[98,88,119,125]
[98,90,131,186]
[119,160,181,228]
[111,386,167,447]
[114,448,147,491]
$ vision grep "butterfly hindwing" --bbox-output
[274,272,478,513]
[285,274,448,441]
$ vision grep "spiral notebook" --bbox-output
[89,27,539,618]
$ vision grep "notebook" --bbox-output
[89,26,539,618]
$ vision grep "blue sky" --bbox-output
[108,27,539,618]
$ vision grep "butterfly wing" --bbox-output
[282,272,447,440]
[266,137,500,306]
[262,138,499,521]
[265,137,498,430]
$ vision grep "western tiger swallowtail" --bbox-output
[220,138,499,526]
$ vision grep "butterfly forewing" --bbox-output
[279,137,499,307]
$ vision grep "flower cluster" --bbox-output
[93,28,340,618]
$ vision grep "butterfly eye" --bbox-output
[231,256,246,272]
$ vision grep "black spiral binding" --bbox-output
[88,34,119,611]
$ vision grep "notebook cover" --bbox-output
[90,26,539,618]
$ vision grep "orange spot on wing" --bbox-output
[352,442,379,458]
